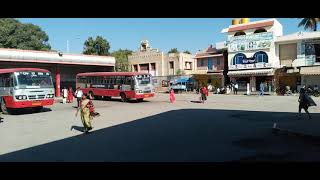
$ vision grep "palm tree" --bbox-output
[298,18,320,31]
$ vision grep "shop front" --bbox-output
[192,73,223,89]
[300,65,320,88]
[228,68,275,93]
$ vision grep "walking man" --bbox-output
[234,83,238,95]
[75,87,83,108]
[62,87,68,104]
[298,87,317,119]
[259,82,265,96]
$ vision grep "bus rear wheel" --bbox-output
[120,93,127,102]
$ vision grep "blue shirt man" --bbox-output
[260,82,265,96]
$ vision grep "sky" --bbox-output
[18,18,305,54]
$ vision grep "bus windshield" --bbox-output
[135,75,151,85]
[14,71,53,88]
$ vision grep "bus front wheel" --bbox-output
[120,93,127,102]
[32,106,43,113]
[137,98,144,102]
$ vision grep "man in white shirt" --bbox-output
[62,87,68,104]
[207,84,213,92]
[75,87,83,108]
[234,83,238,95]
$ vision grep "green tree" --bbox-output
[83,36,110,55]
[183,50,191,54]
[111,49,133,72]
[298,18,320,31]
[176,69,185,75]
[168,48,179,54]
[0,18,51,50]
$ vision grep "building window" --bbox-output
[254,28,267,33]
[232,53,247,65]
[254,51,268,63]
[169,61,174,69]
[200,59,204,66]
[234,31,246,36]
[151,63,156,70]
[185,62,192,70]
[217,57,221,65]
[133,65,138,72]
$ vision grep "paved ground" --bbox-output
[0,93,319,161]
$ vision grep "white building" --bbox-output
[275,31,320,90]
[221,18,283,92]
[128,40,195,77]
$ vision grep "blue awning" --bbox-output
[176,78,191,83]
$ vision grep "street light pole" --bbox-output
[66,37,80,53]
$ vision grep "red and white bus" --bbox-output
[76,72,155,102]
[0,68,55,114]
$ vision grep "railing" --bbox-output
[197,66,208,70]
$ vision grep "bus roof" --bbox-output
[76,72,151,77]
[0,68,50,74]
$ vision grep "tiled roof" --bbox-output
[195,46,223,58]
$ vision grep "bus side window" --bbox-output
[109,77,114,89]
[0,76,3,87]
[4,78,10,87]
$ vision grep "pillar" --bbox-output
[250,76,256,92]
[56,66,60,97]
[221,75,225,87]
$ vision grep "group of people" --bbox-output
[61,87,75,104]
[67,82,318,133]
[169,85,209,104]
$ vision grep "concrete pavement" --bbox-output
[0,93,319,161]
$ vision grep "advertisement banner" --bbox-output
[228,32,274,52]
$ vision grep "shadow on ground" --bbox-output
[6,107,52,115]
[0,109,320,162]
[91,97,151,104]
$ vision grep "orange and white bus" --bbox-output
[0,68,55,114]
[76,72,155,102]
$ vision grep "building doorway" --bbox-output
[234,77,250,91]
[256,76,273,93]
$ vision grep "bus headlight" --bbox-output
[15,95,27,100]
[47,94,54,98]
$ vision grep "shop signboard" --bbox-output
[228,32,273,52]
[229,63,272,70]
[246,64,255,68]
[255,63,265,68]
